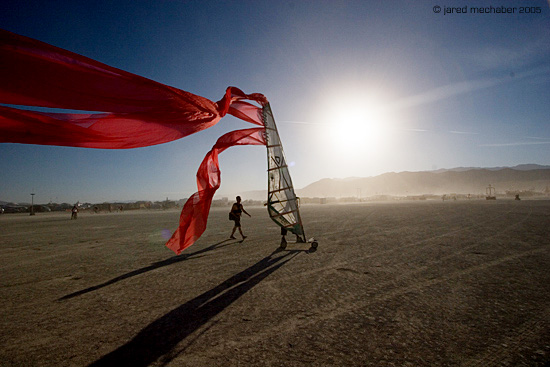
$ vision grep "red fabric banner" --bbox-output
[0,29,269,254]
[0,29,266,148]
[165,128,266,255]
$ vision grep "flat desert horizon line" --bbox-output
[2,164,549,205]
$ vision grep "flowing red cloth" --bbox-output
[0,29,265,148]
[165,128,266,255]
[0,29,270,254]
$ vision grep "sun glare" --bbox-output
[309,85,403,176]
[324,96,392,155]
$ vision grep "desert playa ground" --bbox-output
[1,200,549,366]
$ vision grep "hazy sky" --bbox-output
[1,0,549,204]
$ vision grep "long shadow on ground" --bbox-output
[88,249,303,367]
[58,240,237,301]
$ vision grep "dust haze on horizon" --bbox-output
[3,164,549,205]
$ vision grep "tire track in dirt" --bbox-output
[198,243,548,361]
[318,201,516,240]
[244,203,533,324]
[323,200,520,244]
[299,245,548,328]
[368,246,547,303]
[285,202,539,327]
[460,307,550,367]
[285,201,533,282]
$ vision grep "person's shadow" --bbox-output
[58,240,236,301]
[88,248,303,367]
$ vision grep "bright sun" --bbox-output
[323,95,392,155]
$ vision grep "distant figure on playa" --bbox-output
[71,205,78,220]
[229,196,251,240]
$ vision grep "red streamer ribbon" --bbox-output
[165,128,266,254]
[0,29,270,253]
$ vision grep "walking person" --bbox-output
[229,196,251,240]
[71,204,78,220]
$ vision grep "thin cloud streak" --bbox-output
[390,78,502,110]
[388,65,550,111]
[403,128,430,132]
[449,130,478,135]
[480,141,550,147]
[280,120,328,125]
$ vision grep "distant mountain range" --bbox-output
[3,165,550,205]
[431,164,550,173]
[240,164,550,200]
